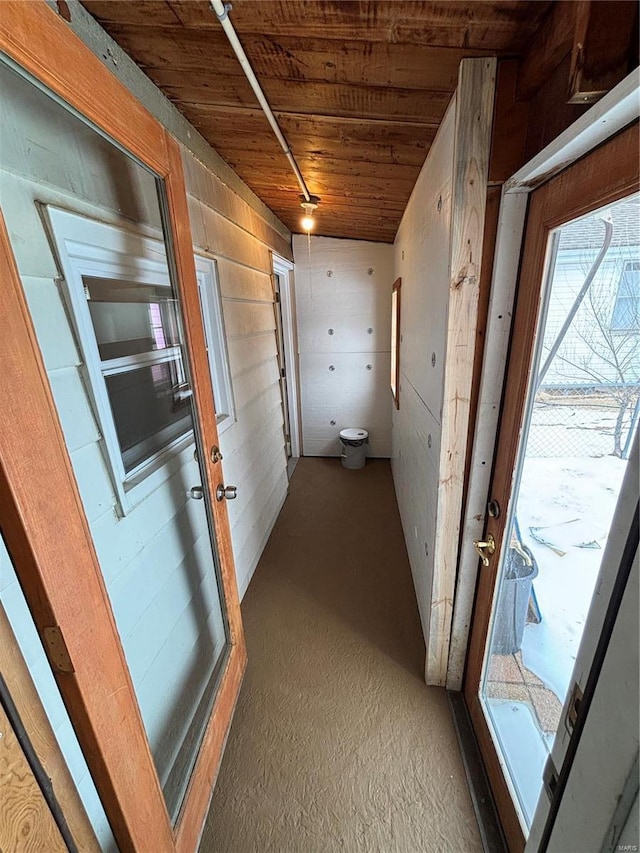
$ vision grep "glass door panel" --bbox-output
[481,195,640,829]
[0,56,229,824]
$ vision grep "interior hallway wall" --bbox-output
[391,58,495,684]
[391,101,455,668]
[293,236,394,457]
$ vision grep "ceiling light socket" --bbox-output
[300,194,321,231]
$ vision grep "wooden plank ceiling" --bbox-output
[81,0,553,243]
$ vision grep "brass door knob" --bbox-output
[473,534,496,567]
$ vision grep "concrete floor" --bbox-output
[199,458,482,852]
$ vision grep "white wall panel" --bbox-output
[294,235,394,457]
[391,98,456,656]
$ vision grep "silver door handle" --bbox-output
[216,484,237,502]
[189,486,204,500]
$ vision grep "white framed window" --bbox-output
[611,260,640,331]
[195,255,235,434]
[46,209,234,513]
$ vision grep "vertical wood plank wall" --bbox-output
[292,236,394,457]
[392,59,496,685]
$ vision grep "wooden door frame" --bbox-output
[0,3,246,851]
[449,69,640,693]
[463,120,639,852]
[272,253,302,467]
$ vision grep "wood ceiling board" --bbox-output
[81,1,184,26]
[181,106,435,161]
[261,192,409,217]
[154,77,452,123]
[104,25,492,91]
[219,153,422,185]
[176,108,430,174]
[181,102,439,133]
[192,130,432,168]
[246,171,417,200]
[165,1,551,51]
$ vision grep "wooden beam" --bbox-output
[568,0,639,104]
[427,56,496,686]
[0,702,67,853]
[517,0,578,101]
[0,605,100,852]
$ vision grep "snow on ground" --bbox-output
[516,444,628,701]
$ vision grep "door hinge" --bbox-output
[274,291,281,303]
[280,367,286,378]
[43,626,75,674]
[543,754,559,801]
[566,681,584,735]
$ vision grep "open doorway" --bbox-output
[272,255,301,477]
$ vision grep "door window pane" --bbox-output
[481,195,640,830]
[1,57,228,825]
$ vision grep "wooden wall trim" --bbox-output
[0,604,101,852]
[426,57,496,685]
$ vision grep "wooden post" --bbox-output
[427,57,496,685]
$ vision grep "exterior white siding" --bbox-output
[183,152,291,597]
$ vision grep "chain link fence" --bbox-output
[527,386,640,459]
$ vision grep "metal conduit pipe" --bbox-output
[210,0,312,203]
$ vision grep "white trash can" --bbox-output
[339,428,369,469]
